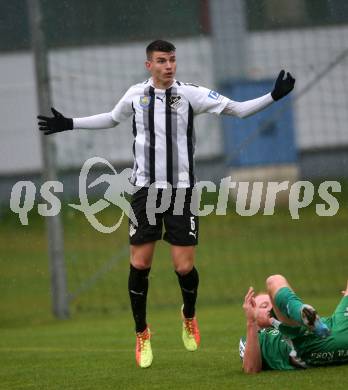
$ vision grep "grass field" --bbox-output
[2,301,348,390]
[1,188,348,389]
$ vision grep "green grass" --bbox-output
[1,302,348,390]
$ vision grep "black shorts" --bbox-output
[129,187,199,246]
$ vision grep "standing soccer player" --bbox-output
[37,40,295,368]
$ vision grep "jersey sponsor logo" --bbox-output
[338,349,348,357]
[310,351,335,361]
[139,95,151,107]
[168,95,182,109]
[208,90,220,100]
[268,328,280,336]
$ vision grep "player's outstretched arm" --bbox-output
[38,108,118,135]
[222,70,295,119]
[242,287,262,374]
[37,108,119,135]
[38,107,73,135]
[341,280,348,296]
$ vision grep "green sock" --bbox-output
[274,287,304,325]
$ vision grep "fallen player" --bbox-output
[240,274,348,372]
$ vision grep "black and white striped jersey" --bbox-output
[111,78,230,188]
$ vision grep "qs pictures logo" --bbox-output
[10,157,138,234]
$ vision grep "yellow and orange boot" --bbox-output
[181,306,200,351]
[135,327,153,368]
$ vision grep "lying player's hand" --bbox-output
[243,287,257,323]
[341,280,348,296]
[37,107,73,135]
[271,70,295,101]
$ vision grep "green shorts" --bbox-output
[324,295,348,334]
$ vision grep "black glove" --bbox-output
[37,107,73,135]
[271,70,295,101]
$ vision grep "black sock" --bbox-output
[176,266,199,318]
[128,264,151,333]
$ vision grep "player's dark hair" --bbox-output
[146,40,176,59]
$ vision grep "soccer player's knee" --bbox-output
[131,258,152,270]
[266,274,287,292]
[175,264,193,276]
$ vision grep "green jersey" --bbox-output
[239,328,297,370]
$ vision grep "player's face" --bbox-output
[254,294,273,328]
[145,51,176,89]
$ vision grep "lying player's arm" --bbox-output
[242,287,262,374]
[222,70,295,119]
[244,320,262,374]
[37,108,118,135]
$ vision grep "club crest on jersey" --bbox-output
[139,96,151,107]
[208,90,220,100]
[168,95,182,109]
